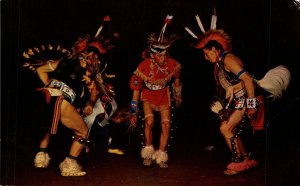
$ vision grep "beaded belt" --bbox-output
[47,80,76,103]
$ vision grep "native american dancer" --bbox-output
[81,46,120,154]
[185,8,291,175]
[22,16,119,176]
[129,15,182,168]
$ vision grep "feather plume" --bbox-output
[210,7,217,30]
[95,25,104,38]
[22,43,70,72]
[184,26,198,39]
[164,15,173,24]
[210,15,217,30]
[158,15,173,42]
[95,15,111,38]
[195,14,205,33]
[256,65,291,100]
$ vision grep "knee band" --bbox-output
[144,114,154,119]
[161,119,170,123]
[72,135,90,144]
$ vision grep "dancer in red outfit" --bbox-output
[129,15,182,168]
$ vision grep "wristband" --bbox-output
[236,69,247,79]
[130,100,138,115]
[246,98,258,109]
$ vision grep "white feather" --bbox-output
[158,24,167,42]
[256,65,291,100]
[184,26,198,39]
[95,24,103,38]
[210,15,217,30]
[166,14,173,20]
[158,15,173,42]
[195,14,205,33]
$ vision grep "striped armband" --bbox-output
[246,97,258,109]
[236,69,247,79]
[130,100,138,115]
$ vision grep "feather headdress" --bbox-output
[184,7,232,51]
[22,43,71,72]
[184,8,290,100]
[148,15,178,54]
[82,15,117,97]
[89,16,120,54]
[195,29,231,51]
[82,55,116,98]
[95,15,111,38]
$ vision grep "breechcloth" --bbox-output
[50,96,64,134]
[36,89,64,135]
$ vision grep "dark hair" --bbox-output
[86,46,100,55]
[203,40,224,50]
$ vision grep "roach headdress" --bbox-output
[148,15,178,54]
[184,8,232,52]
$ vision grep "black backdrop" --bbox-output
[2,0,300,183]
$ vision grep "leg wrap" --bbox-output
[230,122,251,163]
[230,121,248,162]
[140,145,155,159]
[152,150,169,164]
[229,134,242,163]
[72,135,90,145]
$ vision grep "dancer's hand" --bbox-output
[247,108,257,120]
[225,86,234,103]
[83,105,93,116]
[130,114,137,127]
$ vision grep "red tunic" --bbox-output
[133,57,181,111]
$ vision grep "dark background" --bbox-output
[1,0,300,185]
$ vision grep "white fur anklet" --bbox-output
[152,150,168,164]
[140,145,155,159]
